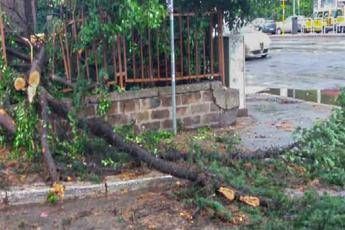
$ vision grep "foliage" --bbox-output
[196,196,232,221]
[12,102,39,159]
[95,87,111,117]
[248,0,314,20]
[288,89,345,186]
[292,191,345,229]
[0,52,39,159]
[47,191,60,204]
[115,124,173,155]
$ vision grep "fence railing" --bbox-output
[52,12,225,89]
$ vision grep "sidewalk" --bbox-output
[236,93,333,151]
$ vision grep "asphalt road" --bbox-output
[245,38,345,90]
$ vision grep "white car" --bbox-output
[241,25,271,59]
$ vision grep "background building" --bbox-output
[314,0,345,11]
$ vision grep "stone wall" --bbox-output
[83,81,239,131]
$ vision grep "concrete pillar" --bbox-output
[280,88,288,97]
[317,89,322,104]
[224,34,247,116]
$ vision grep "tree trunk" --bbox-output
[0,109,16,136]
[24,0,34,36]
[39,91,59,183]
[44,89,270,207]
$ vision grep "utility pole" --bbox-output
[166,0,177,135]
[293,0,296,15]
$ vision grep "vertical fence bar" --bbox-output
[85,49,90,80]
[210,16,214,75]
[179,15,183,77]
[122,36,127,87]
[92,42,99,83]
[203,37,206,74]
[132,34,136,80]
[72,17,80,78]
[148,30,153,80]
[195,34,199,75]
[0,15,7,66]
[103,43,108,78]
[52,34,56,76]
[58,33,69,81]
[187,16,191,76]
[112,44,117,83]
[140,35,144,79]
[116,37,123,88]
[63,23,72,81]
[156,31,160,78]
[217,12,225,84]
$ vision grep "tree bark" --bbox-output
[43,88,273,207]
[39,90,59,183]
[43,88,214,186]
[24,0,34,36]
[6,47,31,62]
[0,109,16,136]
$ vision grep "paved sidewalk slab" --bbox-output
[236,94,334,151]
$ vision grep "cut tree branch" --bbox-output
[0,108,16,136]
[43,88,271,207]
[6,47,31,62]
[39,90,59,183]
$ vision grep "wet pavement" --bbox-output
[236,94,333,151]
[246,39,345,90]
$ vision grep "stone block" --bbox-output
[108,114,129,125]
[158,82,212,96]
[202,113,220,124]
[161,119,173,129]
[191,104,210,114]
[151,109,170,120]
[119,100,139,113]
[110,88,159,101]
[202,91,213,102]
[183,116,201,127]
[212,87,239,110]
[181,92,201,105]
[210,103,220,112]
[107,101,119,115]
[141,98,161,110]
[161,95,181,107]
[140,121,161,130]
[176,106,189,116]
[134,111,150,123]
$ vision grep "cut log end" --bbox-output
[28,70,40,87]
[14,77,27,91]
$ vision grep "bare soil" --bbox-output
[0,182,233,230]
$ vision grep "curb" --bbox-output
[0,173,173,206]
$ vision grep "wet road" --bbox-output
[246,39,345,90]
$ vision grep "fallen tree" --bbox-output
[0,108,16,136]
[3,46,273,208]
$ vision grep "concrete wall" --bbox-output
[82,82,239,131]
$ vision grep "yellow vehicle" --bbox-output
[303,8,345,33]
[335,8,345,33]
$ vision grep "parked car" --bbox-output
[276,16,305,34]
[261,20,276,34]
[241,25,271,59]
[251,18,266,30]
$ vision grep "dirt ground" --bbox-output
[0,182,233,230]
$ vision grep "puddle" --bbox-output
[261,88,340,105]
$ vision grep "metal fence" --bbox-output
[53,12,225,89]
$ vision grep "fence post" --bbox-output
[217,12,225,85]
[0,13,7,66]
